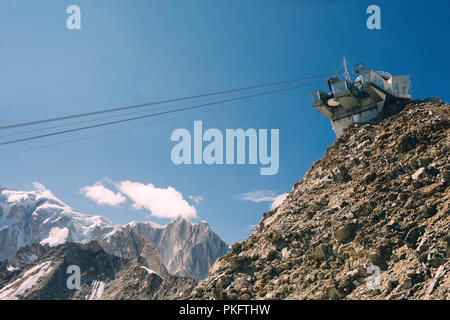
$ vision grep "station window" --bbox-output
[359,71,371,84]
[402,81,409,95]
[312,91,321,102]
[373,76,384,88]
[331,81,347,95]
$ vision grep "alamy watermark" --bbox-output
[366,5,381,30]
[66,265,81,289]
[66,5,81,30]
[64,5,380,31]
[170,121,279,175]
[366,264,381,290]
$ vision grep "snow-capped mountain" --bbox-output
[0,184,116,261]
[0,184,229,281]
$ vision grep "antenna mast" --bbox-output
[343,57,351,81]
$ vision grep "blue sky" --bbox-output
[0,0,449,245]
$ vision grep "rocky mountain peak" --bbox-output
[190,99,449,300]
[99,217,229,281]
[174,215,188,223]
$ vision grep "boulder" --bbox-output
[335,223,356,243]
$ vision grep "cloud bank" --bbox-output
[80,180,197,219]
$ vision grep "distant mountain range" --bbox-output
[0,184,229,287]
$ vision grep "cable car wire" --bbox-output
[0,93,237,139]
[12,105,220,155]
[0,73,330,131]
[0,81,321,147]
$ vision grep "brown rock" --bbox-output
[335,223,356,243]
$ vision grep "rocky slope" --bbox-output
[0,241,196,300]
[190,99,450,300]
[0,186,228,281]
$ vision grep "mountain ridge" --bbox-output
[0,241,197,300]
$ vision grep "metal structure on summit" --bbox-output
[311,58,411,137]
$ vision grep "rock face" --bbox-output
[0,241,196,300]
[190,99,450,300]
[10,243,51,268]
[99,217,230,281]
[97,226,169,277]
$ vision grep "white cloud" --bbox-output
[238,190,288,210]
[117,181,197,219]
[270,193,288,210]
[238,190,277,203]
[189,195,204,204]
[80,182,126,207]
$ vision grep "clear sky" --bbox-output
[0,0,449,245]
